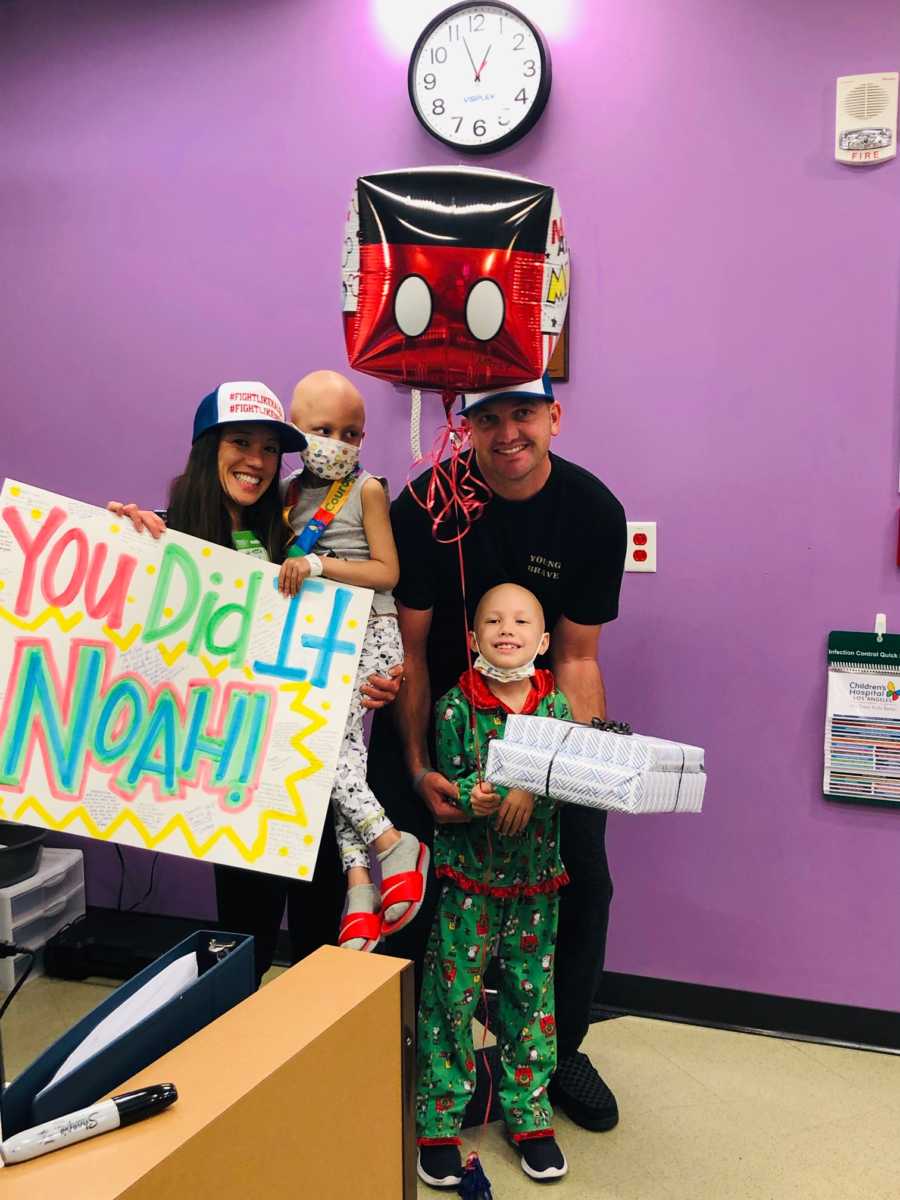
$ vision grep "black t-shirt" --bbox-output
[391,452,626,703]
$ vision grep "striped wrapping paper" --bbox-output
[500,715,705,771]
[484,740,706,813]
[483,716,706,814]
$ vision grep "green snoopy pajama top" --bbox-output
[416,668,571,1145]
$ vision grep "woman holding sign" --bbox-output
[111,382,347,983]
[111,381,421,983]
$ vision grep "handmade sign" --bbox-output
[0,481,373,880]
[485,715,706,814]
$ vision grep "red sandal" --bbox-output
[380,841,430,938]
[338,908,382,952]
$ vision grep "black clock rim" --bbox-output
[406,1,552,157]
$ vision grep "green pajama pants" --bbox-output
[416,881,559,1143]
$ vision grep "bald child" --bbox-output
[282,370,429,951]
[416,583,571,1186]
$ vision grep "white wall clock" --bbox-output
[408,3,552,155]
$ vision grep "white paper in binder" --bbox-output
[484,715,706,814]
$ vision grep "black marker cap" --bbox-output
[112,1083,178,1126]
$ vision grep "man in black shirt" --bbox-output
[368,374,626,1132]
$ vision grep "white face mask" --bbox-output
[299,432,360,481]
[473,652,537,683]
[471,622,549,683]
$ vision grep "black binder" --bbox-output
[1,929,254,1136]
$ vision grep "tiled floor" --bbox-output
[453,1018,900,1200]
[4,974,899,1199]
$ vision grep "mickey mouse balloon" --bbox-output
[342,166,569,394]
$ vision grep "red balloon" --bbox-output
[342,167,569,394]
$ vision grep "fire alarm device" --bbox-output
[835,72,898,165]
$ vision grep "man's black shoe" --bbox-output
[549,1051,619,1131]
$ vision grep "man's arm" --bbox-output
[394,602,468,824]
[394,604,433,778]
[550,616,607,723]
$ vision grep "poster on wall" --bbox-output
[0,480,373,880]
[824,630,900,809]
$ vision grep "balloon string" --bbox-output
[406,390,492,546]
[409,387,423,463]
[407,388,494,1150]
[456,516,494,1158]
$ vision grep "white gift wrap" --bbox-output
[484,718,706,814]
[484,741,705,814]
[501,714,705,771]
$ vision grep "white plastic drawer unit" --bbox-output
[0,848,85,991]
[0,847,85,939]
[14,885,86,952]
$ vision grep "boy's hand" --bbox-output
[107,502,166,539]
[278,556,310,597]
[470,781,502,817]
[495,789,534,836]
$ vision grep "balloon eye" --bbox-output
[465,279,505,342]
[394,274,433,337]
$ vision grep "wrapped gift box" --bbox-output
[484,716,705,814]
[500,715,704,770]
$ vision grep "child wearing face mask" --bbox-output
[415,582,571,1189]
[279,371,429,952]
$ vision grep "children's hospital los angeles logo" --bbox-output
[848,678,900,705]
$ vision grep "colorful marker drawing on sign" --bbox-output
[0,480,373,880]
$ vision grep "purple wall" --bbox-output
[3,0,900,1011]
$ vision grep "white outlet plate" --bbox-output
[625,521,657,572]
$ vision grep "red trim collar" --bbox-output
[458,668,555,714]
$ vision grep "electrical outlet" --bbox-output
[625,521,657,572]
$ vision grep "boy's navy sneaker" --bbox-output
[516,1134,568,1181]
[417,1144,463,1188]
[549,1051,619,1131]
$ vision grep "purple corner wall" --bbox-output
[3,0,899,1011]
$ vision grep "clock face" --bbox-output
[408,3,551,154]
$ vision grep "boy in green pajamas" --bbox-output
[416,583,571,1187]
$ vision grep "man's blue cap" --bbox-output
[192,381,306,452]
[459,373,554,416]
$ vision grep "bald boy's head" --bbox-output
[290,370,366,437]
[474,583,545,629]
[472,583,550,670]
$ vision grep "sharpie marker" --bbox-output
[0,1083,177,1165]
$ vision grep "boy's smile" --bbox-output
[472,583,549,671]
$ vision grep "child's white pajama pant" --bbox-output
[332,614,404,871]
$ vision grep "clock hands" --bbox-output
[462,36,493,84]
[476,43,493,82]
[463,36,480,81]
